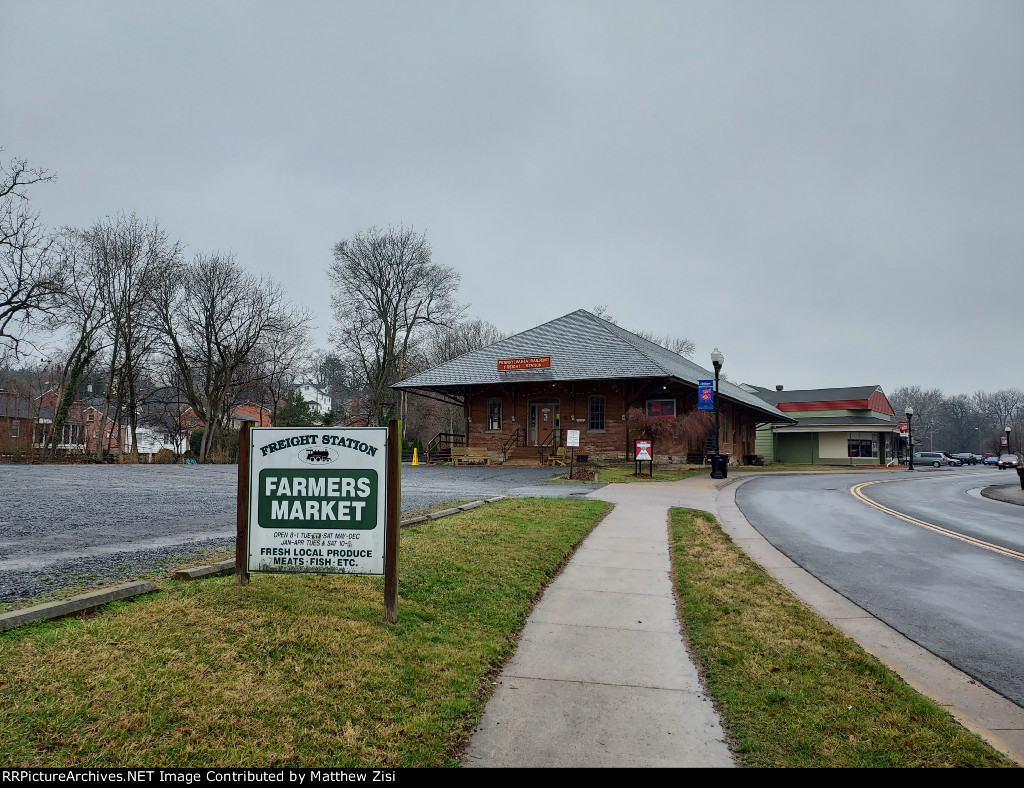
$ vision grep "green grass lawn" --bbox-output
[0,498,1014,767]
[669,507,1014,768]
[0,498,611,767]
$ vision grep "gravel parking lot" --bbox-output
[0,464,602,604]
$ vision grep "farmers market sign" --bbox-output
[246,427,388,576]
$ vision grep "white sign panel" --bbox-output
[247,427,388,576]
[566,429,580,447]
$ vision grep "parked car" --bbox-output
[913,451,951,467]
[997,454,1020,470]
[951,452,977,465]
[942,452,964,466]
[983,454,1000,466]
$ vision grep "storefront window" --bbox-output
[848,432,878,458]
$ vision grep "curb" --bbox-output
[0,580,157,632]
[174,559,235,581]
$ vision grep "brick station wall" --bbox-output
[457,378,759,463]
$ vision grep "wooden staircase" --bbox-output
[503,446,551,465]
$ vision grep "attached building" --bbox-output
[751,385,899,466]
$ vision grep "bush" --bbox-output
[154,448,177,464]
[116,452,138,464]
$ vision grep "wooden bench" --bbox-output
[546,446,567,467]
[451,447,491,465]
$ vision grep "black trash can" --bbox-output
[1017,466,1024,491]
[710,452,729,479]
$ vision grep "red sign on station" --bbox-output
[498,356,552,371]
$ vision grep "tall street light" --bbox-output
[905,406,915,471]
[710,348,725,480]
[1006,426,1012,455]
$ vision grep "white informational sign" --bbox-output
[635,439,652,461]
[566,429,580,447]
[247,427,388,576]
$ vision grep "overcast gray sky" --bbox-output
[3,1,1021,399]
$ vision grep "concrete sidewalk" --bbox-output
[462,480,735,768]
[462,473,1024,768]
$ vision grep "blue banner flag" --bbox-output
[698,380,714,410]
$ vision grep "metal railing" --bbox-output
[426,432,466,463]
[501,427,525,463]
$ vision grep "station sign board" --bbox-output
[634,439,653,461]
[498,356,552,371]
[566,429,580,447]
[246,427,388,576]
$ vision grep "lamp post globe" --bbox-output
[710,348,725,480]
[905,406,914,471]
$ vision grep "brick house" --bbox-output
[180,402,273,431]
[393,310,792,464]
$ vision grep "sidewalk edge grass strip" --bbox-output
[0,497,612,768]
[668,507,1015,768]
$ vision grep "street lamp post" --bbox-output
[905,406,915,471]
[1006,426,1012,456]
[710,348,725,480]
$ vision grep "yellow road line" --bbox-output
[850,480,1024,562]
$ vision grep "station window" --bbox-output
[589,395,605,431]
[11,419,19,438]
[487,398,502,431]
[646,399,676,418]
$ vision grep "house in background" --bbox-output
[750,385,899,466]
[394,310,793,464]
[294,380,333,415]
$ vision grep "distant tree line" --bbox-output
[889,385,1024,454]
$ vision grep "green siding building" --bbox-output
[750,385,899,466]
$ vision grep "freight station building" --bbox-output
[394,310,793,464]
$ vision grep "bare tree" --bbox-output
[328,226,463,427]
[590,305,695,358]
[41,229,110,457]
[153,252,309,463]
[424,318,506,367]
[0,150,59,362]
[973,388,1024,453]
[250,317,314,425]
[890,385,946,450]
[84,213,182,460]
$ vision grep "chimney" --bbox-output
[775,385,784,391]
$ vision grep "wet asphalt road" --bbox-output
[0,463,602,604]
[735,467,1024,707]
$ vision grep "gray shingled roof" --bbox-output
[395,310,791,422]
[749,385,885,407]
